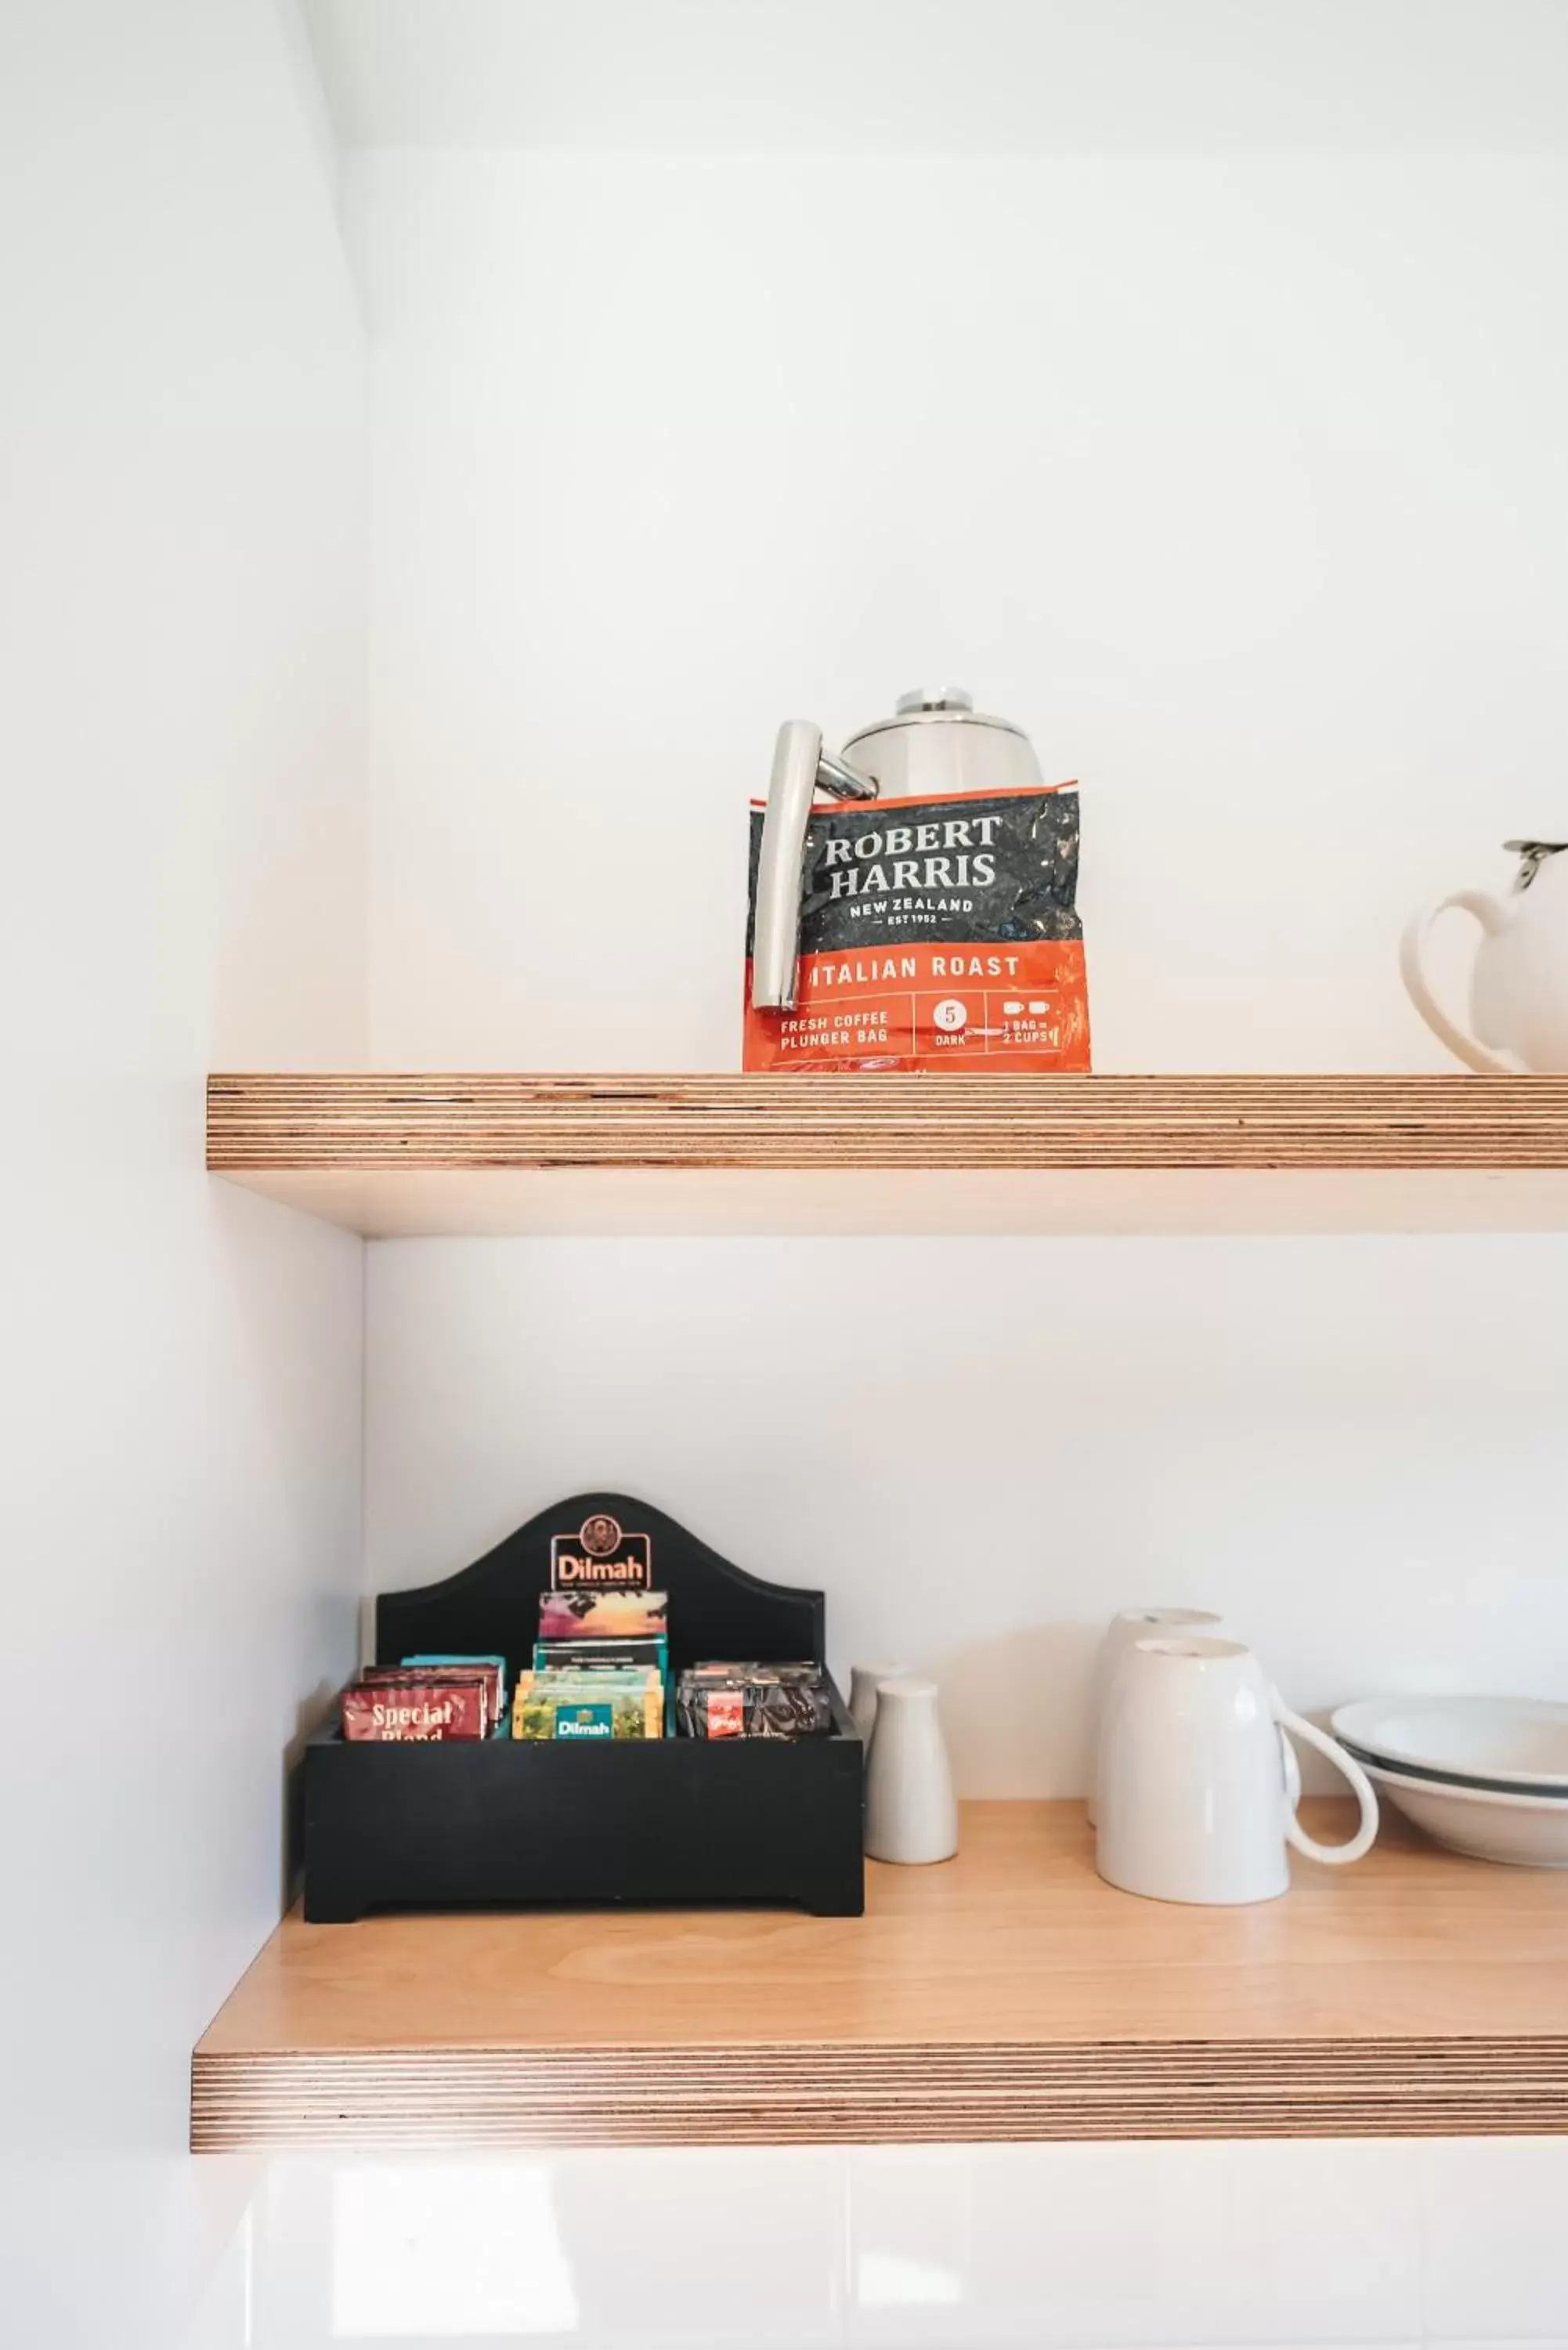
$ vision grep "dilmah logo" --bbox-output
[550,1513,653,1590]
[555,1705,612,1740]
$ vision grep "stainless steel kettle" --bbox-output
[752,689,1046,1011]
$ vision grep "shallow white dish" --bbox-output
[1357,1757,1568,1869]
[1331,1695,1568,1791]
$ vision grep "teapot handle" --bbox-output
[1273,1694,1379,1867]
[1399,892,1516,1075]
[751,723,879,1012]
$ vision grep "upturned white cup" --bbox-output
[865,1678,958,1865]
[1084,1608,1226,1827]
[1097,1636,1378,1906]
[848,1661,912,1745]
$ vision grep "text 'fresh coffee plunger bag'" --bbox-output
[744,689,1090,1071]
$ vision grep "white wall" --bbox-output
[0,5,367,2345]
[367,1232,1568,1793]
[347,146,1568,1074]
[306,1,1568,168]
[345,121,1568,1783]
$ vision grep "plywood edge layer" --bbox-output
[190,2037,1568,2152]
[208,1074,1568,1175]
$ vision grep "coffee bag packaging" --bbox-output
[745,696,1090,1073]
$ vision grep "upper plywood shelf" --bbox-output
[207,1073,1568,1238]
[193,1802,1568,2153]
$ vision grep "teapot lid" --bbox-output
[1505,838,1568,890]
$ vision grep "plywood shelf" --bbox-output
[193,1801,1568,2152]
[207,1072,1568,1236]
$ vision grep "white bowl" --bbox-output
[1358,1758,1568,1869]
[1331,1695,1568,1792]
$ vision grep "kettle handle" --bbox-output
[1273,1695,1379,1867]
[1399,892,1516,1075]
[752,721,878,1012]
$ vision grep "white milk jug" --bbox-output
[1401,840,1568,1073]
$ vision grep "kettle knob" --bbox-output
[895,687,974,714]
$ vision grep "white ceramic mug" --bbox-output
[1097,1636,1378,1905]
[848,1661,912,1745]
[865,1678,958,1865]
[1084,1607,1225,1827]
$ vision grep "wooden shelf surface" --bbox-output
[193,1801,1568,2152]
[208,1072,1568,1237]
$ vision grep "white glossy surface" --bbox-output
[2,3,367,2345]
[1097,1636,1377,1904]
[1334,1697,1568,1789]
[847,1663,912,1744]
[1362,1762,1568,1869]
[1085,1607,1223,1825]
[186,2140,1568,2346]
[1402,854,1568,1076]
[863,1678,959,1865]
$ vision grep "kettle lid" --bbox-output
[846,685,1030,751]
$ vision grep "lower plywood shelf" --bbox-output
[192,1802,1568,2150]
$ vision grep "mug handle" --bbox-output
[1278,1726,1301,1812]
[1272,1694,1379,1865]
[1399,893,1516,1075]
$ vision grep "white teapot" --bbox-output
[1401,840,1568,1073]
